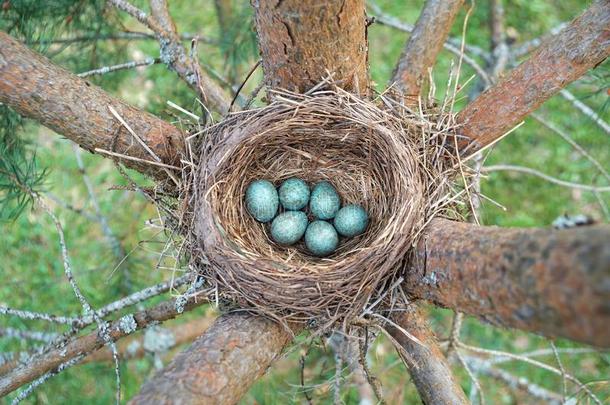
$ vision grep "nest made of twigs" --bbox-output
[189,87,464,329]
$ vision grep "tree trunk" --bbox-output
[252,0,369,94]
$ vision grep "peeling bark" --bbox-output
[0,31,183,179]
[392,0,464,97]
[387,307,468,405]
[129,314,295,405]
[253,0,369,94]
[406,219,610,347]
[457,0,610,153]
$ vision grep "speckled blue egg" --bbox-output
[245,180,278,223]
[334,204,369,237]
[309,181,340,220]
[305,220,339,257]
[271,211,308,245]
[278,178,310,210]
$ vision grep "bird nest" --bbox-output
[188,88,464,329]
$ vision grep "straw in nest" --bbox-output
[190,87,464,330]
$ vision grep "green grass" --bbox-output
[1,0,609,404]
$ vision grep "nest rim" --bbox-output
[190,88,462,327]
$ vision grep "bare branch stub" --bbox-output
[130,313,296,405]
[253,0,369,94]
[391,0,464,97]
[387,306,468,405]
[457,0,610,153]
[0,32,183,180]
[406,219,610,347]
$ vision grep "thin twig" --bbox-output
[36,197,122,404]
[107,0,164,33]
[0,328,58,344]
[510,22,568,58]
[229,60,261,113]
[531,112,610,182]
[94,148,181,170]
[464,356,562,404]
[0,307,76,325]
[27,31,213,45]
[458,342,602,405]
[72,146,126,263]
[369,2,492,88]
[550,341,568,403]
[446,312,463,357]
[456,349,485,405]
[559,89,610,136]
[482,164,610,192]
[0,294,209,397]
[77,57,159,78]
[10,355,85,404]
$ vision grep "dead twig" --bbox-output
[77,57,159,78]
[482,164,610,192]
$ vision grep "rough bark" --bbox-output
[129,314,295,405]
[0,31,183,179]
[252,0,369,94]
[406,219,610,347]
[387,307,468,405]
[457,0,610,153]
[392,0,464,97]
[0,297,207,397]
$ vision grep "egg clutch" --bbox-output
[245,178,369,256]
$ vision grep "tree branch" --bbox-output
[77,57,160,78]
[84,317,212,364]
[464,356,563,404]
[457,0,610,154]
[148,0,231,114]
[108,0,231,114]
[387,306,469,404]
[0,296,207,397]
[252,0,369,94]
[391,0,464,97]
[369,4,492,88]
[0,31,183,179]
[0,318,211,376]
[405,219,610,347]
[129,313,296,405]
